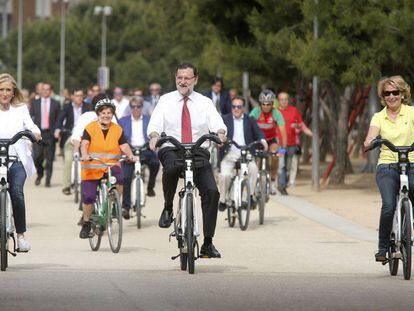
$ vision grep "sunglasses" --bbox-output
[383,90,400,97]
[232,105,243,110]
[130,105,143,109]
[261,103,273,106]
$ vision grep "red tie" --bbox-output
[42,98,49,129]
[181,96,192,143]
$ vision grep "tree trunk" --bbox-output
[330,85,355,185]
[362,85,380,173]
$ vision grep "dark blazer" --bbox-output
[30,97,61,133]
[57,101,92,142]
[118,115,150,144]
[204,90,232,115]
[218,113,265,163]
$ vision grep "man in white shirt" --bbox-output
[148,62,227,258]
[118,97,160,219]
[113,86,130,119]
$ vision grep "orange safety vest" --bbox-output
[81,121,123,181]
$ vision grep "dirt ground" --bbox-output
[286,158,381,232]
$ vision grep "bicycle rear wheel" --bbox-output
[73,161,80,204]
[107,189,123,253]
[401,199,412,280]
[226,178,236,227]
[0,189,8,271]
[186,194,195,274]
[238,179,251,231]
[259,173,267,225]
[89,202,102,251]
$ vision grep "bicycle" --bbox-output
[255,150,275,225]
[224,140,262,231]
[156,133,221,274]
[71,152,81,204]
[366,137,414,280]
[130,142,149,229]
[87,157,126,253]
[0,130,38,271]
[209,142,219,171]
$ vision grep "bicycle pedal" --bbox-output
[16,248,29,253]
[7,250,17,257]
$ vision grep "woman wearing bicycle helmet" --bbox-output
[364,76,414,262]
[250,89,287,194]
[0,73,41,252]
[79,98,136,239]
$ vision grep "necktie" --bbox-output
[42,98,49,129]
[181,96,192,143]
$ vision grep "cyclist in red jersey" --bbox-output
[250,89,287,194]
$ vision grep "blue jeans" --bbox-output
[376,164,414,249]
[7,162,27,233]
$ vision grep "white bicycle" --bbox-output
[366,137,414,280]
[0,130,38,271]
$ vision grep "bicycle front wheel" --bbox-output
[238,179,251,231]
[73,161,80,204]
[401,199,412,280]
[107,189,123,253]
[388,237,399,276]
[135,177,143,229]
[0,189,8,271]
[226,178,236,228]
[186,193,195,274]
[258,173,267,225]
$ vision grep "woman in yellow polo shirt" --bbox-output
[364,76,414,262]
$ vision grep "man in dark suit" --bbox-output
[118,96,160,219]
[204,77,232,115]
[142,82,162,116]
[30,83,61,187]
[54,88,92,194]
[218,96,268,211]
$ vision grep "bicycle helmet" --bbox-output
[95,98,116,114]
[259,89,276,103]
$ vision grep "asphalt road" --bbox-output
[1,162,414,311]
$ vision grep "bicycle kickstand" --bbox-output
[171,253,180,261]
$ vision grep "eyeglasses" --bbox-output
[261,102,273,106]
[232,105,243,110]
[383,90,400,97]
[130,105,143,109]
[150,88,160,92]
[176,76,195,82]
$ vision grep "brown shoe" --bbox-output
[62,187,71,195]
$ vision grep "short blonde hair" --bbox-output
[377,75,411,106]
[0,73,25,107]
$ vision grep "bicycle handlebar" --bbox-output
[88,155,129,166]
[155,133,222,153]
[365,136,414,153]
[131,141,150,152]
[0,130,38,147]
[227,140,263,151]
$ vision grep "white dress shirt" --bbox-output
[0,105,41,177]
[131,115,145,146]
[147,90,226,148]
[113,97,130,119]
[70,111,118,143]
[231,115,246,153]
[72,103,83,129]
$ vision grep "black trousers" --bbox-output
[33,129,56,184]
[158,147,219,238]
[121,150,160,210]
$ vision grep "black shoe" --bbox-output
[250,196,257,210]
[218,202,227,212]
[79,221,92,239]
[278,188,288,195]
[45,182,51,188]
[158,209,173,228]
[200,243,221,258]
[147,189,156,197]
[62,187,71,195]
[375,248,387,262]
[122,208,130,220]
[35,176,41,186]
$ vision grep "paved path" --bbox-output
[1,162,414,310]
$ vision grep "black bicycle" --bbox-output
[156,133,221,274]
[0,130,39,271]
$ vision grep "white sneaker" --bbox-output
[17,236,31,252]
[270,182,277,195]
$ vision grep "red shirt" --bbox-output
[277,105,304,146]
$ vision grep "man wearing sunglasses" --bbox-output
[250,89,287,195]
[118,96,160,220]
[218,96,268,211]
